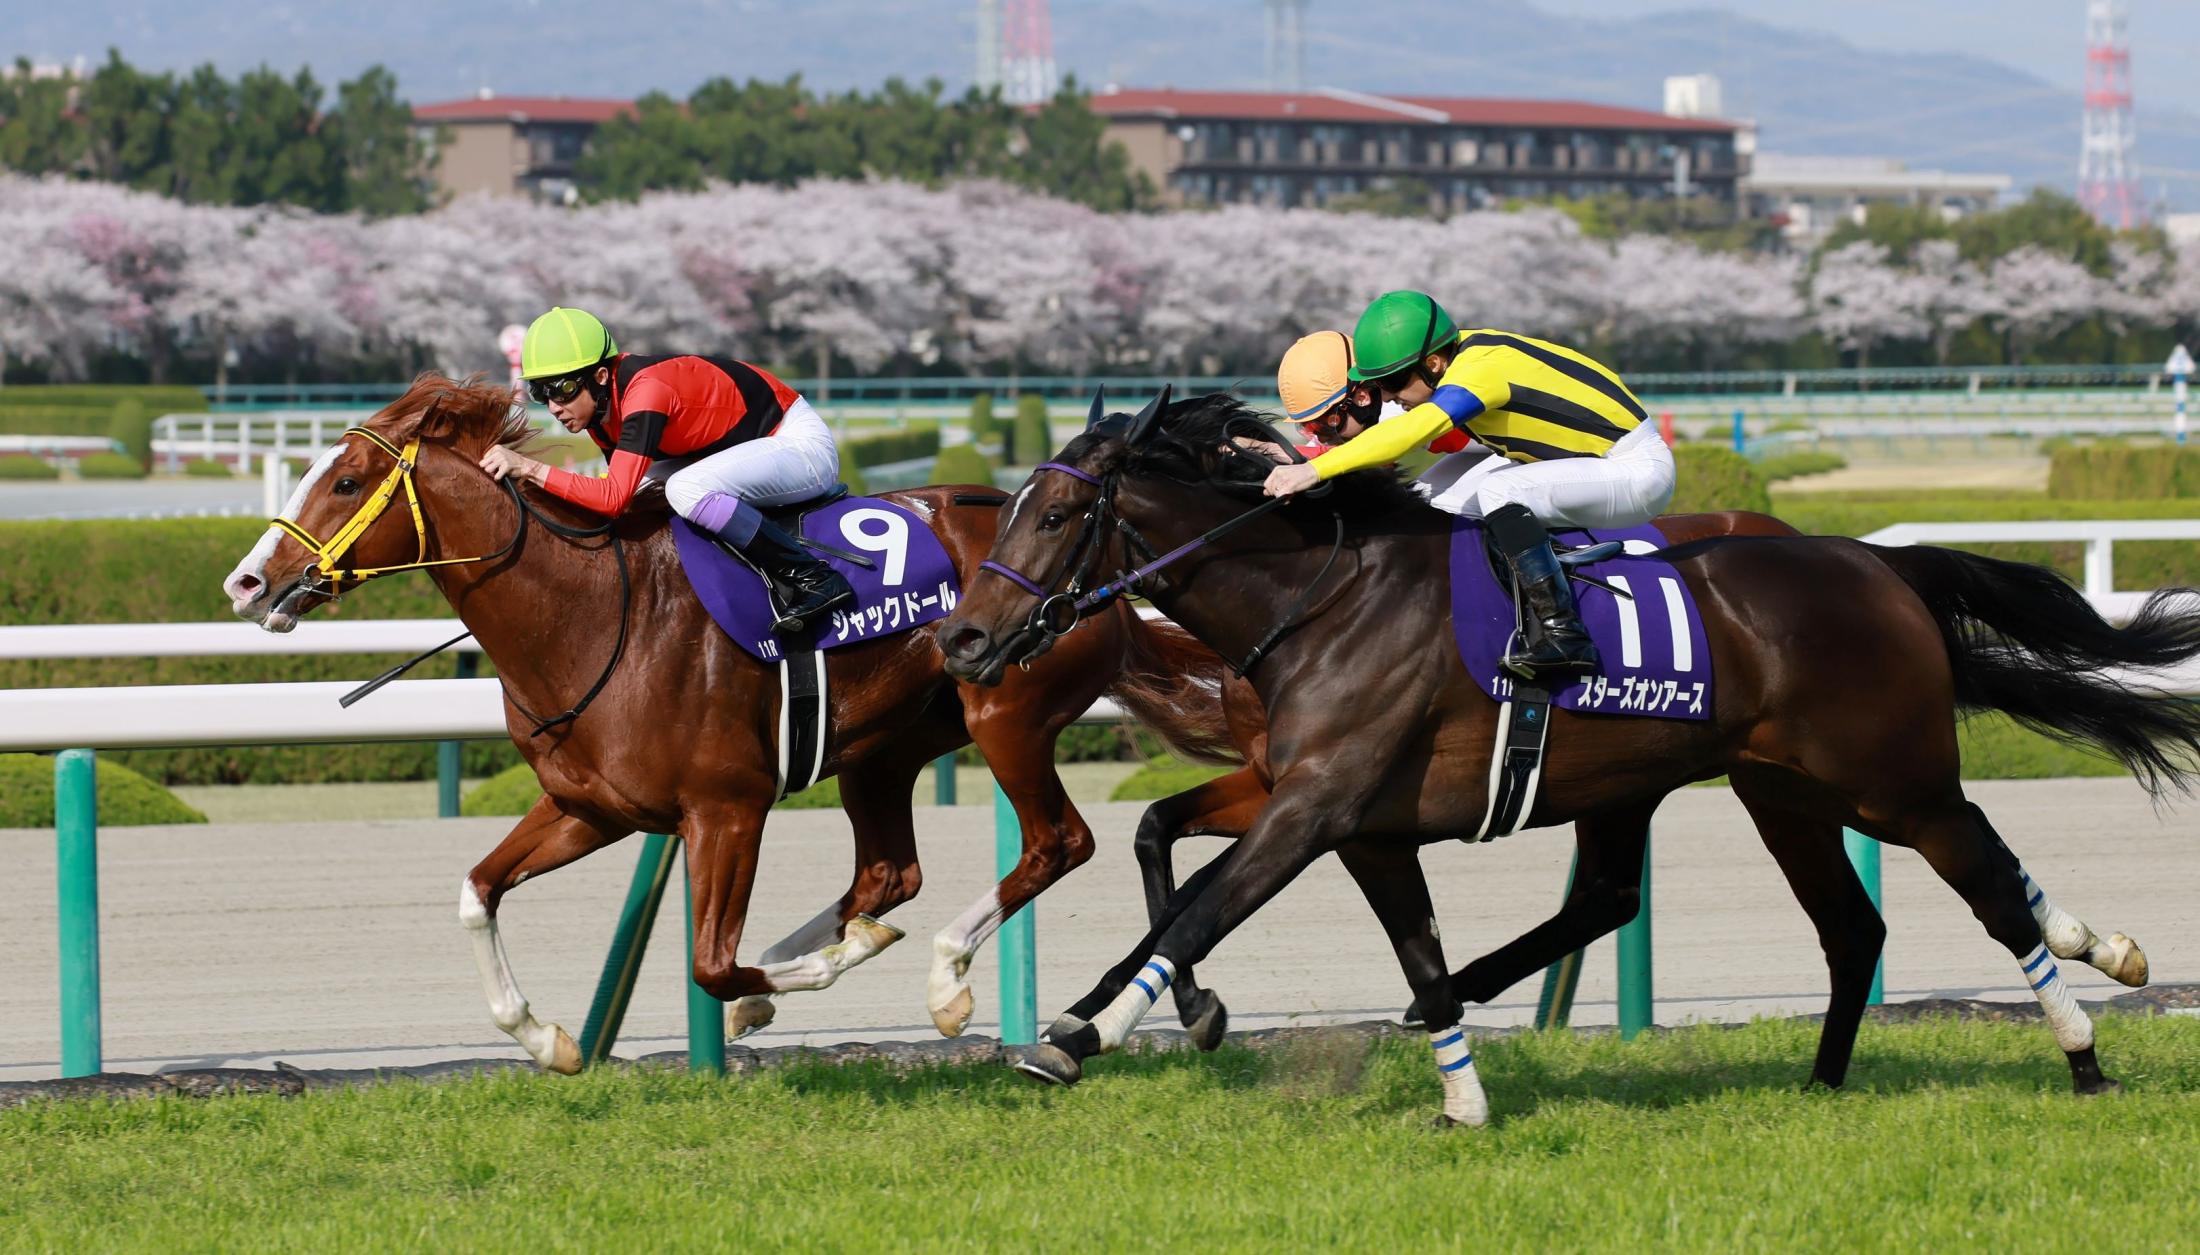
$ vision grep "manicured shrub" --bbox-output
[1110,755,1230,802]
[0,754,207,826]
[0,454,59,479]
[842,426,941,467]
[183,457,233,478]
[2048,441,2200,499]
[929,443,996,487]
[1669,445,1770,514]
[1009,394,1051,466]
[1755,451,1846,483]
[77,451,149,480]
[968,393,999,444]
[107,399,152,469]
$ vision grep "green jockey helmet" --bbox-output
[519,307,619,380]
[1347,291,1459,382]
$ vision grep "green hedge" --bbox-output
[0,384,207,411]
[183,457,234,478]
[1755,451,1846,483]
[108,400,153,470]
[0,454,60,480]
[1110,756,1231,802]
[2048,442,2200,499]
[843,426,941,468]
[77,452,149,480]
[463,761,841,815]
[1669,445,1770,514]
[930,444,996,487]
[0,754,207,826]
[969,393,999,443]
[1009,394,1051,466]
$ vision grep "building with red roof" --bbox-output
[413,93,638,202]
[1086,86,1748,212]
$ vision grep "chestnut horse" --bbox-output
[944,393,2197,1124]
[220,375,1237,1068]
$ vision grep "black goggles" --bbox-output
[528,373,588,405]
[1313,386,1383,436]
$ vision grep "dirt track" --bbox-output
[4,778,2195,1080]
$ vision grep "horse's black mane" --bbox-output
[1071,391,1433,525]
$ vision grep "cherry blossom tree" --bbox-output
[1985,245,2104,365]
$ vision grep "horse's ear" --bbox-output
[1125,384,1171,445]
[1085,386,1107,430]
[412,392,456,441]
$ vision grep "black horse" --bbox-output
[941,392,2193,1125]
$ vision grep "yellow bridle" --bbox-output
[271,426,501,585]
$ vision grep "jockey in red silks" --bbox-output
[479,306,854,633]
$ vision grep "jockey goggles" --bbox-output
[528,373,589,406]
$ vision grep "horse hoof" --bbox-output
[546,1026,583,1076]
[1014,1043,1083,1087]
[727,996,777,1040]
[2102,933,2149,987]
[1400,1000,1427,1030]
[2077,1076,2124,1098]
[1186,994,1229,1053]
[1431,1113,1471,1131]
[852,913,907,947]
[931,986,974,1038]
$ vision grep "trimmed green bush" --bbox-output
[77,451,149,480]
[2048,441,2200,499]
[1755,451,1846,483]
[930,443,996,487]
[0,754,207,826]
[1669,445,1770,514]
[1009,394,1051,466]
[843,426,941,468]
[0,454,60,480]
[968,393,999,444]
[107,399,152,470]
[1110,756,1231,802]
[0,384,206,411]
[183,457,234,478]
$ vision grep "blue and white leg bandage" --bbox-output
[1429,1027,1490,1126]
[2021,943,2094,1053]
[1093,957,1176,1052]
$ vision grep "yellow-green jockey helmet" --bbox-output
[519,307,619,380]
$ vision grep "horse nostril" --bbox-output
[943,625,991,661]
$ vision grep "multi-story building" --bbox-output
[1742,155,2013,244]
[1086,86,1747,213]
[413,93,635,203]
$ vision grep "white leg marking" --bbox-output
[928,888,1006,1030]
[753,915,905,992]
[1092,956,1175,1052]
[2020,943,2096,1054]
[1430,1027,1491,1127]
[2020,866,2148,986]
[460,880,580,1073]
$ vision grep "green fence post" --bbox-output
[56,750,102,1078]
[994,782,1037,1044]
[684,842,726,1075]
[1616,835,1654,1040]
[578,833,678,1066]
[933,753,958,806]
[1534,849,1583,1030]
[1843,828,1886,1005]
[437,653,477,818]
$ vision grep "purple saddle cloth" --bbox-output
[671,495,960,662]
[1449,519,1712,720]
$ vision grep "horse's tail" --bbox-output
[1105,610,1246,767]
[1875,543,2200,796]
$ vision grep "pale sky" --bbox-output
[1541,0,2200,114]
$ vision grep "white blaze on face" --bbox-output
[1001,479,1039,536]
[224,442,347,622]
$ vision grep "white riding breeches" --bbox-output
[1423,421,1675,530]
[658,398,842,521]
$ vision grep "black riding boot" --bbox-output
[1486,504,1600,679]
[742,517,856,634]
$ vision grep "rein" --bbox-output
[279,423,631,737]
[979,460,1345,677]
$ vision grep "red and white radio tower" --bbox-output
[2078,0,2140,228]
[1001,0,1058,106]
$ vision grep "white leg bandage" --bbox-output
[2021,944,2095,1054]
[459,880,579,1072]
[1092,957,1176,1052]
[2018,866,2146,988]
[1430,1027,1491,1127]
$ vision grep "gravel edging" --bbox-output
[5,983,2194,1112]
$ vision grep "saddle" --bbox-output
[702,484,869,620]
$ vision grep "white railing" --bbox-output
[1859,519,2200,624]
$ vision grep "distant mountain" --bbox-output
[12,0,2195,209]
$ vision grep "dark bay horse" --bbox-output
[219,375,1238,1068]
[943,393,2196,1124]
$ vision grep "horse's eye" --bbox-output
[333,477,361,496]
[1038,509,1067,532]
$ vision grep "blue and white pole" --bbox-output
[2169,345,2193,446]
